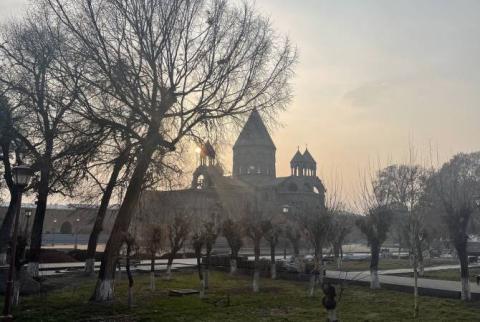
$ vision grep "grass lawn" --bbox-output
[4,269,480,321]
[396,267,480,283]
[325,258,458,272]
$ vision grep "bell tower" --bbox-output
[232,110,276,182]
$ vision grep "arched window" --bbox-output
[196,174,205,189]
[60,221,72,234]
[313,186,320,194]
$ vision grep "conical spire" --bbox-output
[302,148,316,165]
[233,109,275,149]
[290,149,305,165]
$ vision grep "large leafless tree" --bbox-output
[0,9,102,276]
[45,0,296,301]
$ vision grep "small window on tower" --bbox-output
[248,165,255,174]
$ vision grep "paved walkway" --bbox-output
[325,267,480,300]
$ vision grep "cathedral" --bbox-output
[138,110,326,227]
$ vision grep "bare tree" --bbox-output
[84,138,134,275]
[143,225,164,291]
[0,8,102,276]
[355,169,393,289]
[165,211,190,280]
[191,232,205,298]
[375,162,431,317]
[222,218,243,275]
[329,213,352,269]
[243,198,272,293]
[264,225,282,279]
[0,95,23,264]
[202,220,219,291]
[426,152,480,301]
[45,0,296,301]
[299,205,331,297]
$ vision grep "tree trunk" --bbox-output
[126,250,134,308]
[270,242,276,279]
[85,150,128,275]
[230,258,237,275]
[370,243,380,289]
[91,132,158,302]
[150,254,155,291]
[0,188,18,265]
[457,243,471,301]
[412,251,419,318]
[0,142,15,265]
[28,167,50,277]
[166,256,174,280]
[253,240,260,293]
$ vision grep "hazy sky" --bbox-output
[2,0,480,202]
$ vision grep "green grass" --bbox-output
[396,267,480,283]
[325,258,458,272]
[4,269,480,321]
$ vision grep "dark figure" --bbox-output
[322,283,338,322]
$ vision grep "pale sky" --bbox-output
[2,0,480,203]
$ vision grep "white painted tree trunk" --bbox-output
[204,269,209,290]
[94,279,115,301]
[308,274,316,297]
[13,281,20,306]
[150,272,155,291]
[370,269,380,289]
[271,263,276,280]
[230,259,237,275]
[0,252,7,265]
[253,269,260,293]
[419,260,424,276]
[336,256,342,270]
[128,287,133,308]
[461,277,471,301]
[117,265,122,280]
[199,279,206,298]
[327,309,337,322]
[166,264,172,280]
[28,262,39,278]
[85,258,95,275]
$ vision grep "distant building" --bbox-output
[0,203,118,236]
[139,110,326,228]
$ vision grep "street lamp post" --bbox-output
[52,219,57,247]
[2,164,34,319]
[74,218,80,250]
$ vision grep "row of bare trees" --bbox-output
[354,151,480,320]
[0,0,296,303]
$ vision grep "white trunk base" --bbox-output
[336,257,342,269]
[419,262,424,276]
[166,265,172,280]
[13,281,20,306]
[94,279,115,302]
[461,277,471,301]
[28,262,39,278]
[204,269,209,290]
[85,258,95,275]
[199,279,206,298]
[253,270,260,293]
[230,259,237,275]
[0,252,7,265]
[327,309,337,322]
[150,272,156,291]
[370,269,380,289]
[271,263,277,280]
[308,274,316,297]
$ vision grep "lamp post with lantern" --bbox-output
[2,164,34,319]
[74,218,80,250]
